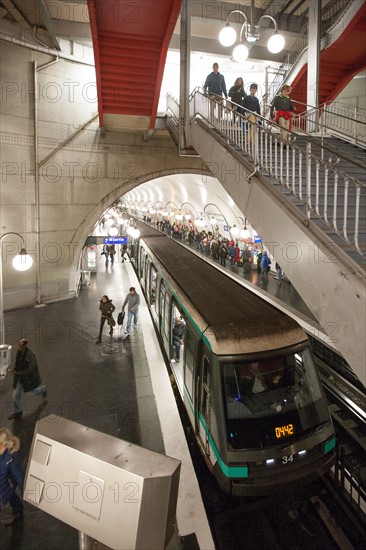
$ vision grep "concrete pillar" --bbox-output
[179,0,191,150]
[306,0,321,132]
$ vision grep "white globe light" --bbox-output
[149,208,156,214]
[108,226,119,236]
[210,217,217,225]
[131,228,140,239]
[185,214,191,220]
[230,225,239,236]
[240,228,250,239]
[219,25,236,47]
[117,217,124,224]
[12,250,33,271]
[267,33,285,54]
[233,44,249,63]
[176,213,183,221]
[161,210,168,216]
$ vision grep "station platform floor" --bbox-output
[0,258,214,550]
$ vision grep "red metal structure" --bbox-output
[87,0,182,130]
[291,3,366,112]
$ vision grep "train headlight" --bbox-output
[266,459,275,465]
[298,450,307,457]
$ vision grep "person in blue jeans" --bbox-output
[8,339,46,420]
[0,428,24,525]
[122,287,141,334]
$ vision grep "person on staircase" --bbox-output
[270,84,296,142]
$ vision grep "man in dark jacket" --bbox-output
[204,62,228,119]
[8,339,46,420]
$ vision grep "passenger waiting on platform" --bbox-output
[220,241,228,266]
[122,287,140,334]
[260,252,271,285]
[242,246,251,273]
[257,250,263,273]
[96,295,116,343]
[0,428,24,525]
[172,317,186,363]
[101,244,110,266]
[270,84,295,142]
[275,262,283,285]
[8,339,47,420]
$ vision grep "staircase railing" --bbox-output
[171,89,366,258]
[266,0,356,105]
[290,100,366,147]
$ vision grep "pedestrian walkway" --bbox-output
[0,254,213,549]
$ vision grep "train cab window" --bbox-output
[150,264,157,307]
[221,347,331,450]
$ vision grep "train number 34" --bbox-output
[282,454,294,464]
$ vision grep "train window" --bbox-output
[184,329,195,399]
[139,249,144,278]
[221,347,331,450]
[150,264,157,307]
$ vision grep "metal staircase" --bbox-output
[166,90,366,383]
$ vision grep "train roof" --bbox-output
[140,230,308,355]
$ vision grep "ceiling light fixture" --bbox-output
[219,0,285,62]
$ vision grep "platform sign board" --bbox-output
[254,237,262,243]
[24,417,181,550]
[85,236,127,246]
[104,237,127,245]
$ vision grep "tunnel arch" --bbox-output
[68,168,213,293]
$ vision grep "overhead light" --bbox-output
[219,23,236,47]
[233,44,249,63]
[230,225,239,236]
[267,32,285,54]
[108,226,119,237]
[149,207,156,214]
[240,227,250,239]
[117,217,124,225]
[219,2,285,60]
[185,214,191,220]
[12,248,33,271]
[141,206,147,213]
[161,210,168,216]
[176,212,183,221]
[210,216,217,225]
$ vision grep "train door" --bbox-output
[197,355,211,456]
[170,302,186,397]
[158,280,166,335]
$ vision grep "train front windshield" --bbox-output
[222,347,330,449]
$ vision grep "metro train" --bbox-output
[131,225,336,495]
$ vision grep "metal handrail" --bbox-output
[266,0,352,104]
[173,90,366,257]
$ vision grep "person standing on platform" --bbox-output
[109,244,116,264]
[275,262,283,285]
[257,250,263,273]
[102,244,110,267]
[260,252,271,286]
[8,339,47,420]
[242,246,251,274]
[0,428,24,525]
[96,295,116,343]
[122,287,140,334]
[270,84,295,142]
[204,62,228,119]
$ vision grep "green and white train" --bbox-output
[134,227,335,495]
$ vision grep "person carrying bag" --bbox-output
[96,295,116,343]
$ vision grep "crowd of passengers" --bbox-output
[146,217,256,270]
